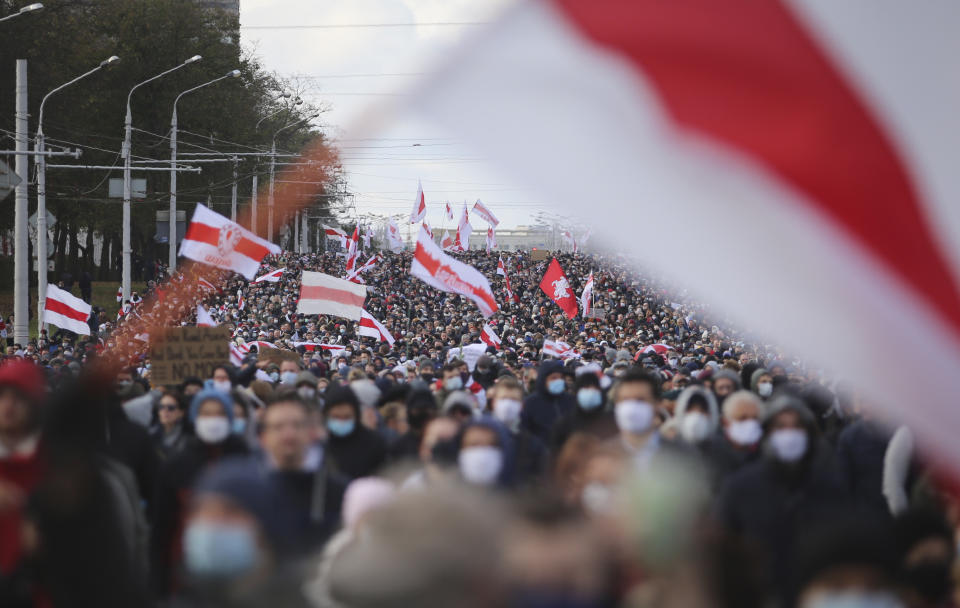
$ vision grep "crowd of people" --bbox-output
[0,247,958,608]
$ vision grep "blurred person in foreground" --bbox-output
[177,458,311,608]
[152,388,249,597]
[256,390,346,553]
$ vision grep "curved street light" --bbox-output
[0,3,43,23]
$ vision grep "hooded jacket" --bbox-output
[520,361,575,444]
[324,386,387,480]
[456,417,517,488]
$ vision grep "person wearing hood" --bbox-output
[178,458,312,608]
[295,371,320,407]
[715,396,849,602]
[712,369,741,406]
[151,388,250,597]
[750,368,774,400]
[387,388,437,462]
[442,390,480,425]
[550,371,617,452]
[702,390,765,491]
[455,417,516,489]
[672,385,720,450]
[521,361,575,444]
[472,355,499,390]
[322,385,386,480]
[488,377,547,485]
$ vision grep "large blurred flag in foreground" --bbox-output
[409,1,960,463]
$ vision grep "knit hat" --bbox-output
[0,360,45,403]
[188,388,234,424]
[323,384,359,414]
[295,371,318,388]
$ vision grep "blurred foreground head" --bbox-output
[327,484,507,608]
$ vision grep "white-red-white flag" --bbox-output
[580,271,594,318]
[297,271,367,321]
[387,219,404,252]
[543,339,578,360]
[445,201,455,222]
[323,224,348,248]
[196,304,218,327]
[362,226,372,249]
[346,254,381,283]
[422,220,434,241]
[440,231,455,250]
[410,225,498,318]
[198,277,217,292]
[455,202,472,251]
[345,226,360,274]
[180,204,280,279]
[43,284,91,335]
[410,0,960,466]
[229,342,245,366]
[292,342,347,354]
[472,199,500,227]
[410,179,427,223]
[496,256,506,276]
[237,289,246,311]
[116,286,122,303]
[480,323,501,349]
[254,268,283,283]
[485,227,496,253]
[358,309,395,345]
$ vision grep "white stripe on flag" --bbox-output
[297,271,367,320]
[43,284,91,335]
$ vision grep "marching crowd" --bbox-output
[1,248,958,608]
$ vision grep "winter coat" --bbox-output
[325,403,387,481]
[835,418,893,517]
[520,361,575,444]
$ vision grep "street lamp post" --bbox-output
[35,55,119,335]
[169,69,240,270]
[0,2,42,23]
[269,113,317,242]
[122,55,201,301]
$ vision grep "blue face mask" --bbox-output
[232,418,247,434]
[327,418,356,437]
[547,378,566,395]
[280,371,298,385]
[183,522,257,578]
[577,388,603,410]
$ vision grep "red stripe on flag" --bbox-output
[414,242,498,313]
[46,298,89,322]
[554,0,960,336]
[300,285,366,308]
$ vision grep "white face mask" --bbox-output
[493,398,522,428]
[768,428,808,463]
[581,482,614,515]
[298,386,316,400]
[727,419,763,446]
[757,382,773,397]
[801,591,904,608]
[614,400,654,434]
[458,446,503,485]
[680,411,712,443]
[212,380,232,394]
[195,416,230,444]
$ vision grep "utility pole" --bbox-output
[230,156,238,221]
[251,174,258,234]
[13,60,28,346]
[267,141,275,241]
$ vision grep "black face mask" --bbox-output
[903,561,952,604]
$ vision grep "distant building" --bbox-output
[466,225,566,252]
[197,0,239,17]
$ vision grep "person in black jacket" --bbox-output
[715,396,850,603]
[835,413,894,518]
[550,371,617,452]
[520,360,574,444]
[488,376,547,484]
[323,384,387,480]
[256,390,346,554]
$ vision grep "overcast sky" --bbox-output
[239,0,560,233]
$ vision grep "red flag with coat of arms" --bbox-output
[539,258,578,319]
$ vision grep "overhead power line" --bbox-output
[241,21,487,30]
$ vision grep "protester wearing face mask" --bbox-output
[520,361,575,444]
[180,459,312,606]
[701,390,766,490]
[715,396,849,601]
[550,371,617,452]
[489,377,547,484]
[294,371,320,406]
[456,417,515,489]
[609,368,674,470]
[751,368,775,399]
[322,385,386,480]
[672,386,720,452]
[278,360,301,387]
[150,389,189,460]
[210,365,234,395]
[152,389,250,597]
